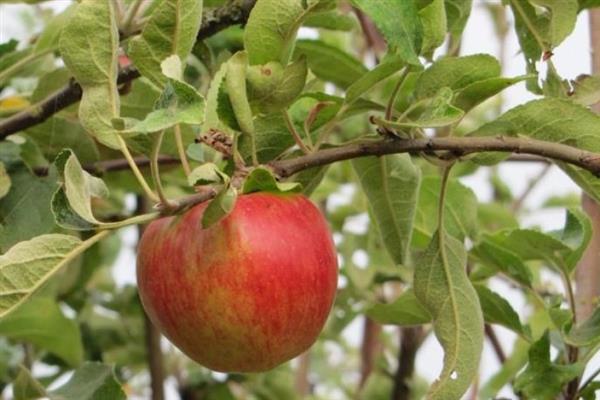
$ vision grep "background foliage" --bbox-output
[1,0,600,399]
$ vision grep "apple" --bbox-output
[136,192,338,372]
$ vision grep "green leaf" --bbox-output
[469,98,600,202]
[366,289,431,325]
[514,332,583,400]
[0,39,17,58]
[0,297,83,366]
[474,284,527,337]
[418,0,447,59]
[0,167,58,252]
[202,61,235,136]
[471,235,533,287]
[571,74,600,106]
[415,54,501,99]
[444,0,472,45]
[187,163,229,186]
[13,366,46,400]
[226,51,255,135]
[345,55,405,105]
[118,79,205,135]
[414,231,484,400]
[378,87,464,129]
[0,162,10,200]
[304,11,357,31]
[128,0,203,88]
[244,0,332,65]
[351,0,422,65]
[480,337,529,399]
[26,117,100,165]
[567,306,600,347]
[0,233,91,318]
[51,150,109,230]
[351,155,420,265]
[202,186,237,228]
[413,176,478,245]
[453,75,530,111]
[59,0,121,149]
[247,57,307,113]
[33,5,74,54]
[49,362,126,400]
[242,166,301,194]
[239,113,296,163]
[294,40,367,90]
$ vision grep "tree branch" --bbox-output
[270,136,600,178]
[33,155,180,177]
[391,327,423,400]
[0,0,257,140]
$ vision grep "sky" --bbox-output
[0,1,595,399]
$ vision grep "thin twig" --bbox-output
[511,163,552,212]
[392,327,423,400]
[174,124,191,176]
[485,324,506,364]
[283,109,311,154]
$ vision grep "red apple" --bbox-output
[136,192,338,372]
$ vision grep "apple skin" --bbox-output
[136,192,338,372]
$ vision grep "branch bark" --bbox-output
[358,317,382,389]
[391,327,423,400]
[0,0,257,140]
[270,136,600,179]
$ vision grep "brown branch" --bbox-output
[0,0,257,140]
[391,327,423,400]
[358,317,382,389]
[270,136,600,179]
[511,163,552,212]
[568,10,600,400]
[485,324,506,364]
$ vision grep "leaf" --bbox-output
[128,0,203,88]
[474,284,527,337]
[351,0,422,65]
[226,51,254,135]
[49,362,126,400]
[13,366,46,400]
[553,208,592,271]
[471,235,533,287]
[239,113,296,163]
[378,87,464,129]
[0,233,91,318]
[0,162,10,200]
[0,167,58,252]
[571,74,600,106]
[304,11,357,31]
[294,40,367,90]
[414,231,484,400]
[244,0,329,65]
[469,98,600,202]
[514,332,583,400]
[247,57,308,113]
[187,163,228,186]
[444,0,472,45]
[418,0,447,59]
[345,55,405,105]
[242,167,301,194]
[118,79,205,135]
[479,337,529,399]
[366,289,431,325]
[413,176,478,245]
[351,155,420,265]
[202,61,234,136]
[453,75,530,111]
[568,306,600,347]
[59,0,121,149]
[202,186,237,228]
[0,297,83,366]
[415,54,501,99]
[33,5,74,54]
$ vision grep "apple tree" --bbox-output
[1,0,600,399]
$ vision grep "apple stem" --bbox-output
[117,135,160,203]
[151,130,177,211]
[283,109,311,154]
[174,124,192,176]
